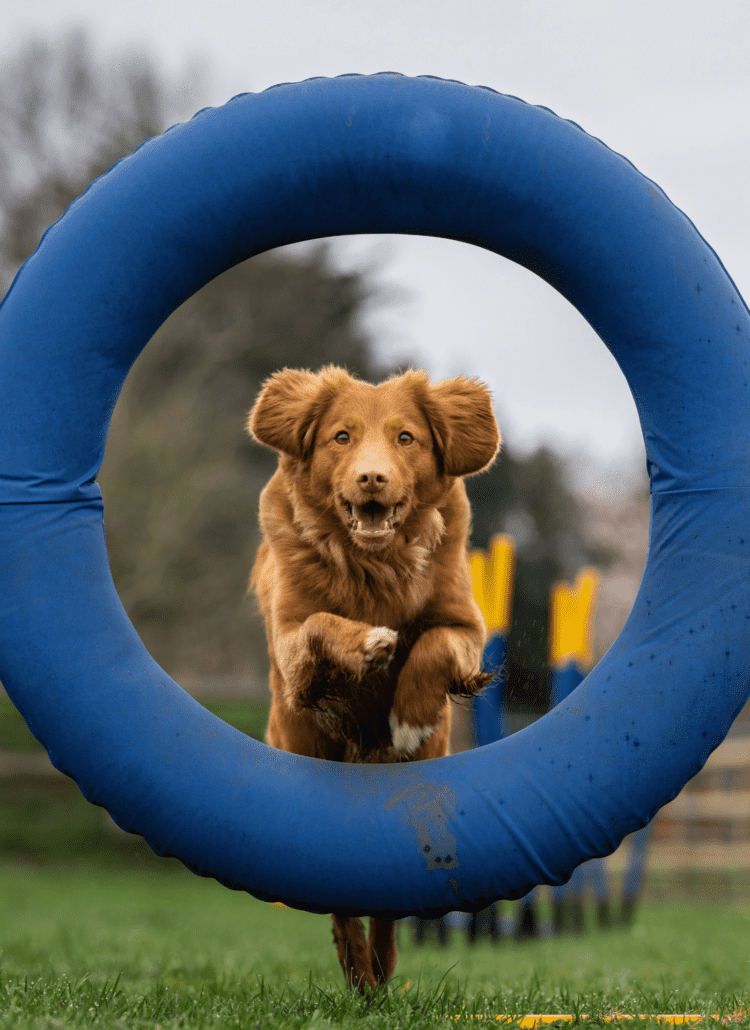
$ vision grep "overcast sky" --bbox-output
[3,0,749,491]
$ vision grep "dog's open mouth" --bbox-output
[341,499,404,547]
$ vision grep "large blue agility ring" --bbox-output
[1,74,749,918]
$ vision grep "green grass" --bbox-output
[2,695,749,1025]
[1,866,749,1028]
[0,696,43,753]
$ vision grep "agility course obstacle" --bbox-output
[0,74,748,919]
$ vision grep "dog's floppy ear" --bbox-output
[247,366,351,458]
[426,375,500,476]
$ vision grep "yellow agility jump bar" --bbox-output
[548,567,599,670]
[445,1016,740,1025]
[469,534,515,634]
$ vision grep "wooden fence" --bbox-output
[607,721,750,900]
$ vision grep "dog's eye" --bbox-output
[398,431,414,446]
[335,431,350,444]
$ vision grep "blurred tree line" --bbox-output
[0,31,611,708]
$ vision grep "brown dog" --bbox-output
[247,365,500,993]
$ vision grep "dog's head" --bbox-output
[247,366,500,552]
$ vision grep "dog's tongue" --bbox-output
[355,502,390,529]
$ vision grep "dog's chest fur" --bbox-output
[266,472,449,629]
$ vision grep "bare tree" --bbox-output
[0,28,197,293]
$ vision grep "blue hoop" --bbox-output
[1,74,748,918]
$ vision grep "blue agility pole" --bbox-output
[548,570,610,929]
[470,536,515,747]
[466,535,515,941]
[1,74,749,919]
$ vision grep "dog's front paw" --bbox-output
[449,668,496,698]
[362,627,398,675]
[388,712,437,756]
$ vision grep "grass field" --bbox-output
[1,865,749,1028]
[2,695,749,1026]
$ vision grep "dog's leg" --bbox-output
[368,918,397,986]
[389,625,492,757]
[331,914,377,994]
[274,613,397,711]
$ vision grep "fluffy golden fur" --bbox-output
[247,365,500,992]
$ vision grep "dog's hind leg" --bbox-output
[331,914,376,993]
[368,918,397,986]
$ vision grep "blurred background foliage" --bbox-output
[0,30,612,709]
